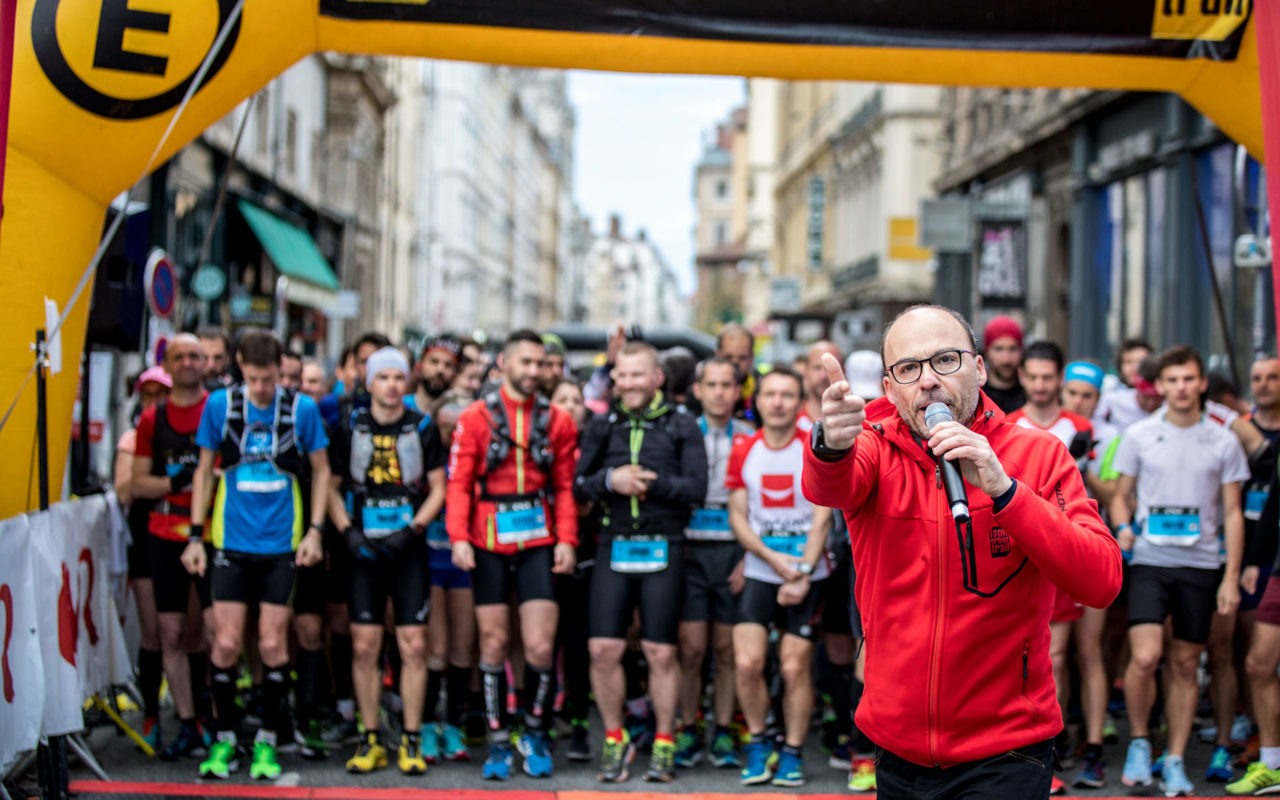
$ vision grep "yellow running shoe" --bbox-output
[346,731,388,774]
[399,733,428,775]
[1227,760,1280,795]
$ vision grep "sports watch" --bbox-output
[794,561,814,576]
[810,420,851,462]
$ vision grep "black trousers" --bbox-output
[875,737,1055,800]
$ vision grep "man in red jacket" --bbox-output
[446,328,579,781]
[802,305,1122,799]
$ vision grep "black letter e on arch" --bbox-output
[93,0,169,75]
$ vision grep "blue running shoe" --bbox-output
[1162,757,1194,797]
[421,726,440,764]
[1207,744,1233,782]
[482,743,515,781]
[1072,753,1106,788]
[772,749,805,787]
[518,732,553,778]
[741,740,774,785]
[1122,739,1153,788]
[1152,749,1167,779]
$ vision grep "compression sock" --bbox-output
[138,647,162,719]
[262,661,292,738]
[524,663,555,732]
[210,665,243,737]
[445,665,470,727]
[480,662,509,743]
[425,669,444,724]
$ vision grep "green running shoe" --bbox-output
[198,737,240,779]
[1227,761,1280,795]
[249,739,282,780]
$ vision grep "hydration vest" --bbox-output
[347,409,430,494]
[217,386,306,479]
[148,399,201,514]
[478,390,553,501]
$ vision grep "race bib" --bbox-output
[611,538,669,573]
[235,461,288,494]
[1246,489,1269,522]
[494,501,548,545]
[362,500,413,537]
[1144,505,1200,546]
[687,505,732,542]
[762,532,806,558]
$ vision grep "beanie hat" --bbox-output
[982,316,1024,350]
[422,334,461,361]
[365,346,409,389]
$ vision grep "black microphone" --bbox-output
[925,402,970,523]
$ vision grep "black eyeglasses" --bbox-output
[887,349,973,385]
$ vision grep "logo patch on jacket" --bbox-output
[760,474,795,507]
[989,526,1011,558]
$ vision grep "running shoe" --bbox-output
[140,717,160,753]
[345,732,388,774]
[674,727,703,768]
[848,757,876,792]
[1049,775,1066,795]
[1232,713,1255,745]
[1102,718,1119,744]
[1073,753,1106,788]
[249,739,282,781]
[566,721,590,762]
[598,729,637,783]
[772,749,805,787]
[421,726,440,764]
[482,743,515,781]
[740,740,774,786]
[398,733,427,775]
[1207,744,1234,782]
[1227,761,1280,795]
[198,735,240,779]
[442,723,469,761]
[829,735,853,770]
[709,730,740,768]
[1161,757,1194,797]
[644,737,677,782]
[295,719,329,761]
[1122,738,1153,788]
[517,731,553,778]
[160,720,207,761]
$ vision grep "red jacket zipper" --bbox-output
[927,463,946,766]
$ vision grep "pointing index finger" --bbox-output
[821,352,847,390]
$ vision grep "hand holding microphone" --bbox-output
[924,402,1013,511]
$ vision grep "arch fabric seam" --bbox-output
[0,0,246,439]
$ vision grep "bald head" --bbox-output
[164,333,207,391]
[805,340,844,400]
[882,305,985,437]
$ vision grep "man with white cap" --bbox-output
[326,346,448,777]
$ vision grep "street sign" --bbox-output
[191,264,227,300]
[143,249,177,319]
[920,198,972,252]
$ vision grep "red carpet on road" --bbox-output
[68,781,1152,800]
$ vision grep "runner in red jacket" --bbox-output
[445,329,578,781]
[801,305,1122,800]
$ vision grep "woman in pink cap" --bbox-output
[113,364,172,751]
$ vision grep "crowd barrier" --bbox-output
[0,493,131,774]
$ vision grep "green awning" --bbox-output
[237,200,340,292]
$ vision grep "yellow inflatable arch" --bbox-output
[0,0,1268,516]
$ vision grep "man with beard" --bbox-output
[409,335,462,413]
[802,305,1119,799]
[980,316,1026,413]
[198,326,233,391]
[447,329,580,780]
[539,333,568,397]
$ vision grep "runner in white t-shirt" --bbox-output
[1111,346,1249,795]
[727,365,832,788]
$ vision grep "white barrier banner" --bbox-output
[28,509,86,737]
[0,514,43,773]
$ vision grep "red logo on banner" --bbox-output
[1,584,13,703]
[761,474,795,507]
[57,548,100,666]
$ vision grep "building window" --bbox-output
[715,179,728,199]
[715,220,728,247]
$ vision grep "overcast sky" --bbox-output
[568,71,746,296]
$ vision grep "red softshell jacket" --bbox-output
[802,393,1121,767]
[446,386,579,553]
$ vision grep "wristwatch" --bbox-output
[810,420,851,462]
[794,561,814,576]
